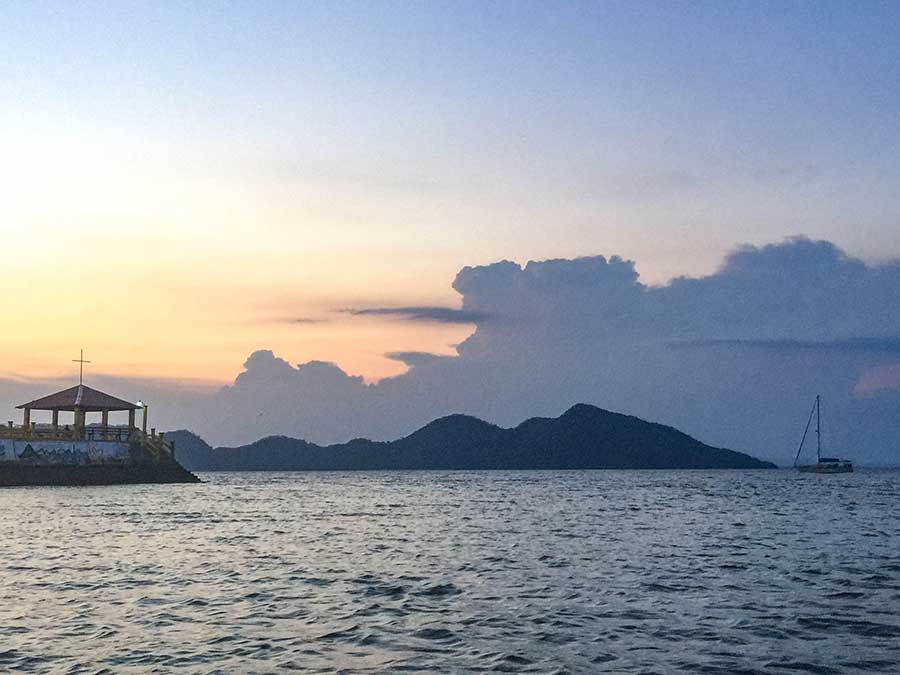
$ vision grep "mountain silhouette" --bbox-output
[167,404,775,471]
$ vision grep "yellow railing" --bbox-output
[141,431,175,462]
[0,425,83,441]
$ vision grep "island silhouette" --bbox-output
[168,404,775,471]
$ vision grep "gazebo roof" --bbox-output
[17,384,138,412]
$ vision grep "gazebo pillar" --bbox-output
[52,410,59,430]
[74,407,85,440]
[22,408,30,429]
[128,409,135,430]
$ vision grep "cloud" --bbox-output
[263,317,326,325]
[287,317,326,324]
[385,351,455,368]
[239,316,328,326]
[671,337,900,354]
[55,236,898,466]
[344,306,490,324]
[856,362,900,397]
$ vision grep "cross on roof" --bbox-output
[72,349,91,385]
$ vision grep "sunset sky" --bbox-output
[2,1,899,387]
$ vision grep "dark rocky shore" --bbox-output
[0,462,201,487]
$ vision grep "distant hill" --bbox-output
[166,404,775,471]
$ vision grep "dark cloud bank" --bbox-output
[345,306,489,324]
[8,237,897,465]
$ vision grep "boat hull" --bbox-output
[797,462,853,473]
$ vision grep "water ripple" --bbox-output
[2,470,900,673]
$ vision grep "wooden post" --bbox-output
[52,410,59,430]
[23,408,31,430]
[101,410,109,439]
[128,409,135,430]
[142,406,148,435]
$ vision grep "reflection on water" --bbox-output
[1,470,899,673]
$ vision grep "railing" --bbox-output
[0,425,138,442]
[84,427,133,442]
[140,431,172,462]
[0,425,80,441]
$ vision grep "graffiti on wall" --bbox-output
[0,440,130,465]
[18,444,95,465]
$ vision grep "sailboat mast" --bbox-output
[816,394,821,462]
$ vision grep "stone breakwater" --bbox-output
[0,461,201,487]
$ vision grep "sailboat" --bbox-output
[793,395,853,473]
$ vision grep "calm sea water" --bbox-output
[2,470,899,674]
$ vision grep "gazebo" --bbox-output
[16,384,142,441]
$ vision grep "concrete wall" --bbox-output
[0,439,130,464]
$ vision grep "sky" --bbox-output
[1,2,899,461]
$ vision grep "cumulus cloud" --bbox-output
[82,237,900,465]
[654,237,900,341]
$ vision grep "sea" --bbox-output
[2,470,899,674]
